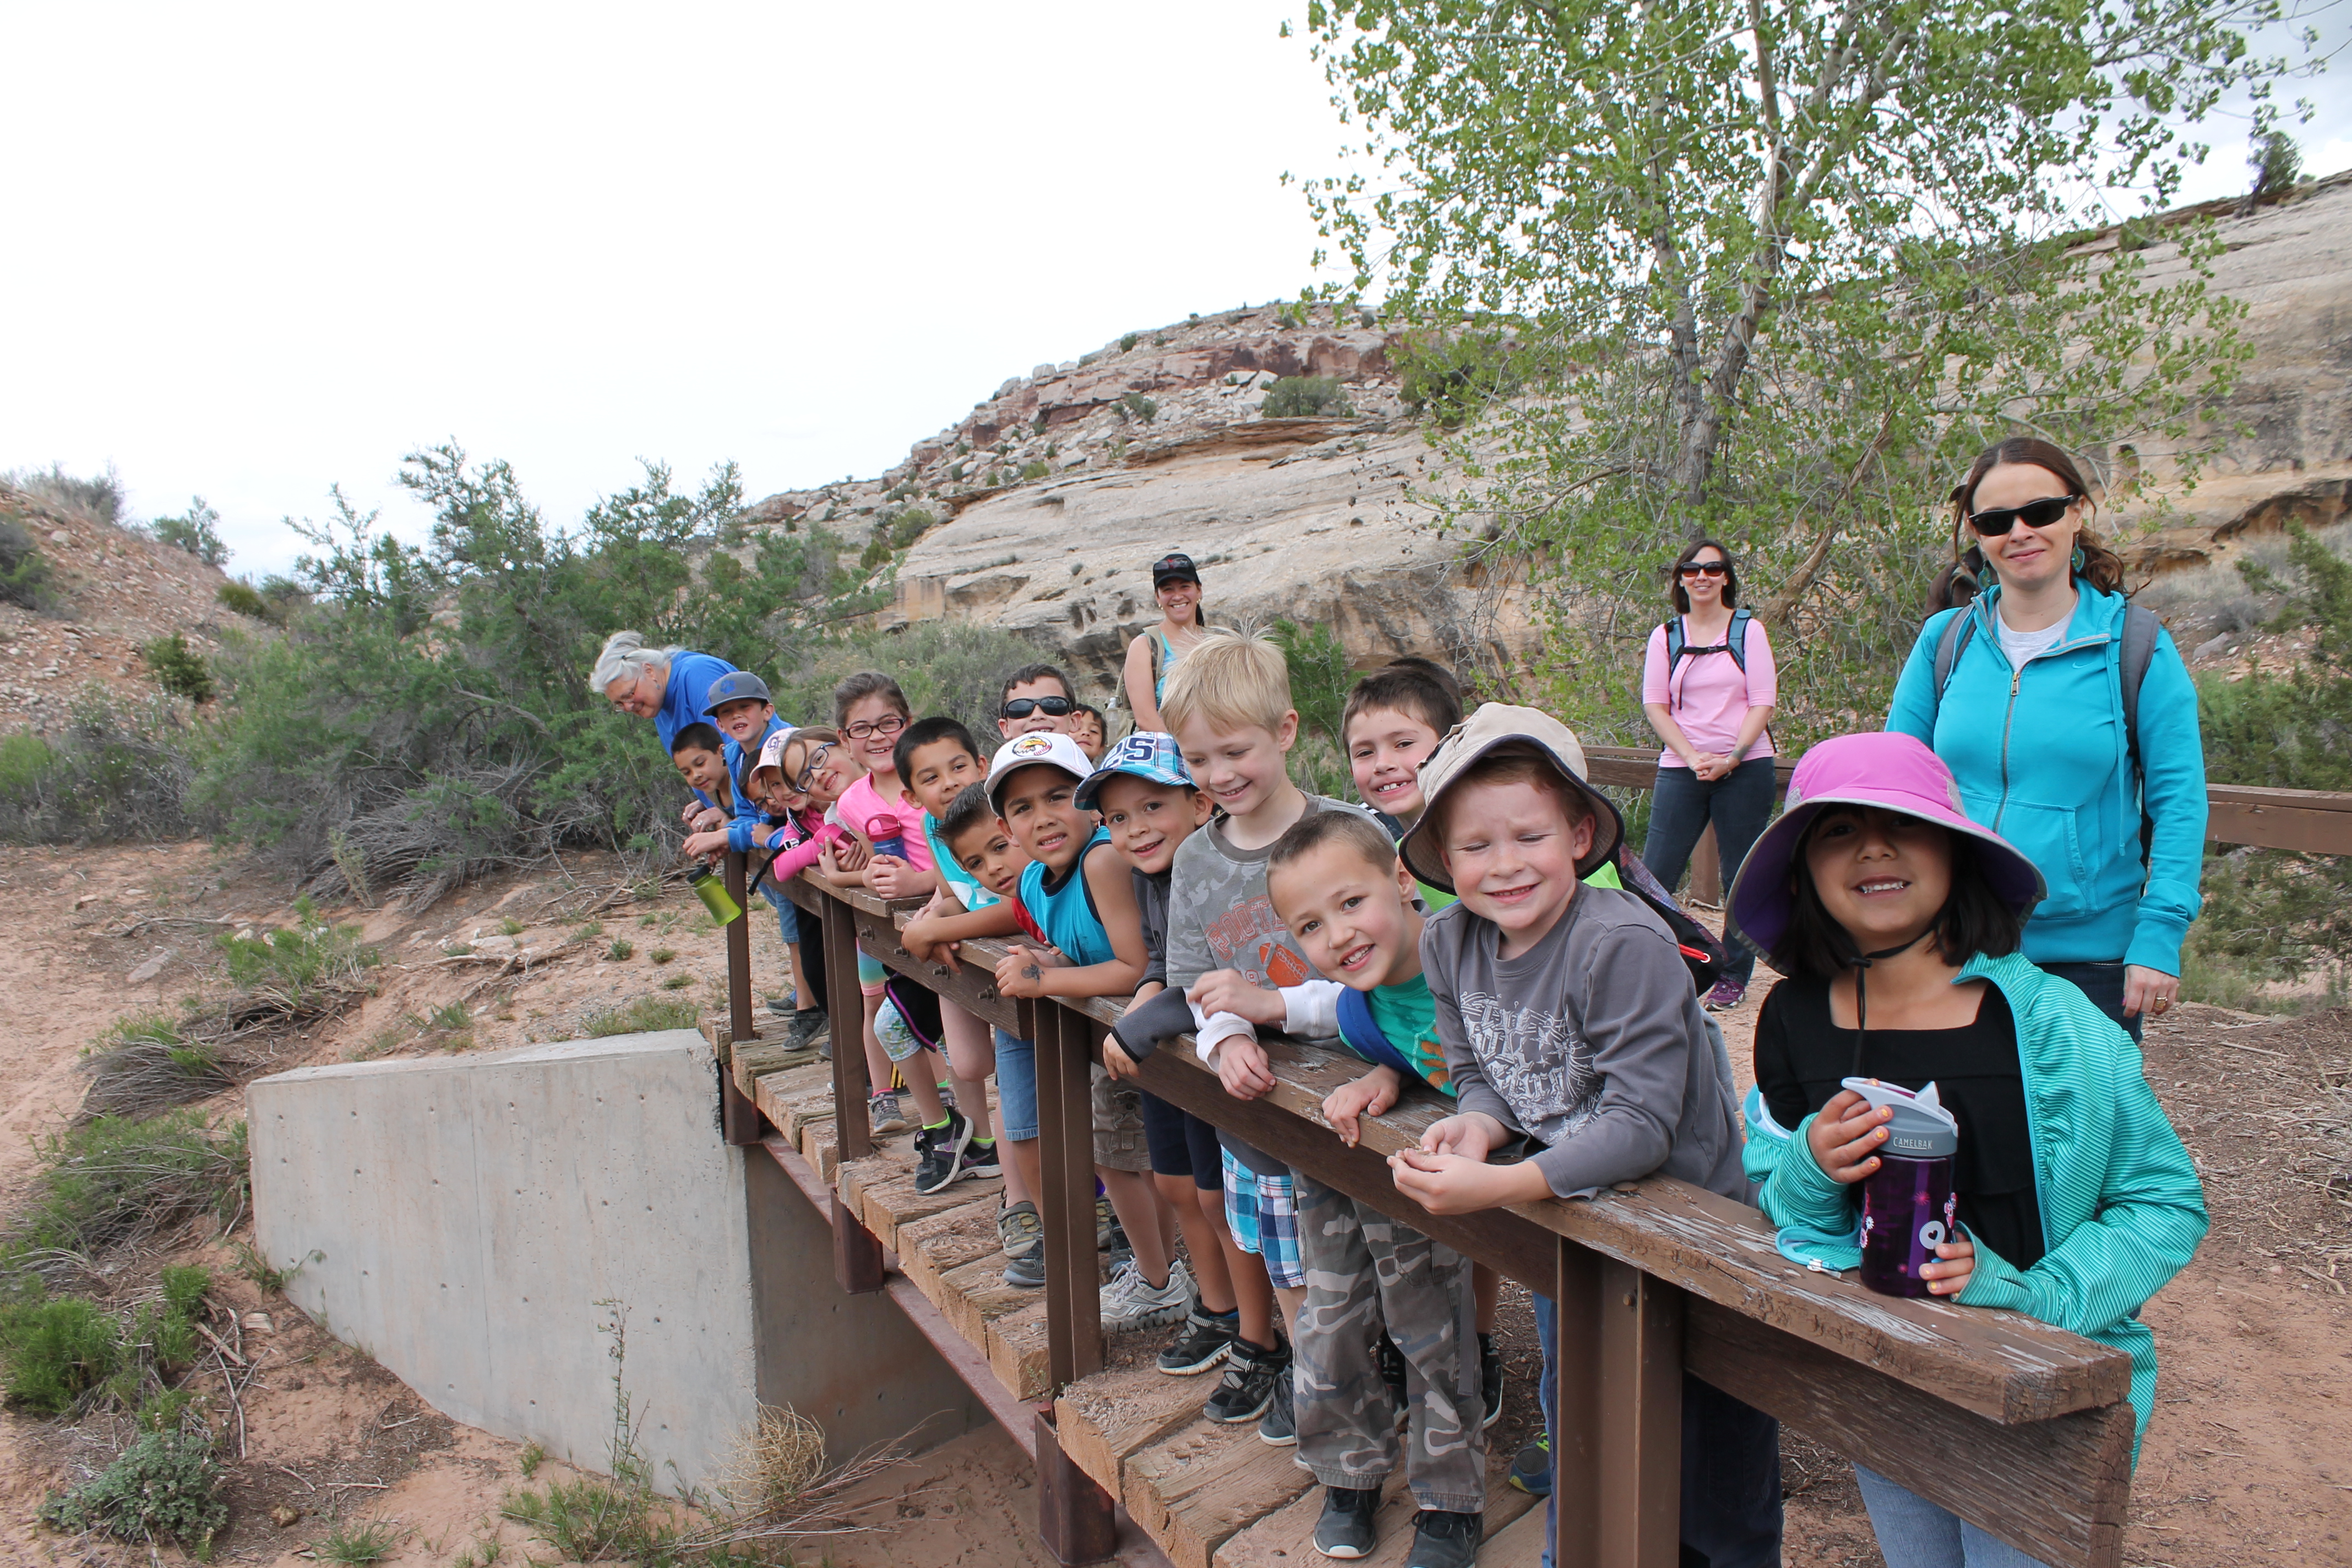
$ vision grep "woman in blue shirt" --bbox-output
[589,631,738,751]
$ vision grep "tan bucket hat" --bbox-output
[1398,704,1625,891]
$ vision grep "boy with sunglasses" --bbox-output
[999,663,1080,739]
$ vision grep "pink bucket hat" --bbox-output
[1728,731,2045,958]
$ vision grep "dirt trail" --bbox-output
[1,853,2345,1566]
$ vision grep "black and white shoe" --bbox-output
[1404,1510,1482,1568]
[912,1108,975,1195]
[1204,1338,1286,1425]
[1314,1487,1381,1560]
[1157,1307,1240,1376]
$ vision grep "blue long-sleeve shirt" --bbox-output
[721,716,789,853]
[652,650,740,752]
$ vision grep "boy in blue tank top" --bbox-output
[983,731,1193,1334]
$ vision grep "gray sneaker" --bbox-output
[868,1091,908,1136]
[998,1199,1042,1260]
[1314,1487,1381,1560]
[1403,1510,1481,1568]
[1003,1248,1046,1288]
[1100,1257,1193,1333]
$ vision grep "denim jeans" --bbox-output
[1532,1294,1783,1568]
[2037,960,2141,1043]
[1853,1464,2049,1567]
[1642,757,1777,985]
[992,1028,1038,1142]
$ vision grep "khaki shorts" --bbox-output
[1091,1063,1151,1173]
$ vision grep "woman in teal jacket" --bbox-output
[1730,732,2205,1567]
[1886,438,2206,1039]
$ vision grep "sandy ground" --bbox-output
[1,847,2345,1566]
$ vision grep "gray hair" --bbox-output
[588,630,683,694]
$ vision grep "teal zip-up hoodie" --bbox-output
[1743,952,2208,1452]
[1887,583,2206,976]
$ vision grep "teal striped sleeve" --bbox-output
[1756,1112,1858,1237]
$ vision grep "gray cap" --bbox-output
[703,671,773,715]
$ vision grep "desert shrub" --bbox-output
[2250,129,2302,202]
[581,996,700,1037]
[149,498,228,566]
[77,1016,233,1123]
[1262,375,1351,418]
[1393,330,1522,428]
[37,1429,226,1547]
[890,507,936,548]
[315,1518,402,1564]
[1119,333,1140,352]
[0,688,204,845]
[140,633,215,703]
[0,1293,122,1414]
[2,1112,248,1285]
[218,903,380,1003]
[1118,392,1158,423]
[4,463,123,525]
[1268,619,1357,754]
[0,519,56,609]
[216,579,272,619]
[1020,459,1051,481]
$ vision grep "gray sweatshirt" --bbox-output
[1421,883,1746,1202]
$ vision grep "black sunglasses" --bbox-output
[1001,695,1074,719]
[1677,560,1728,578]
[1968,495,2076,536]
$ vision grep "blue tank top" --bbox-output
[1017,827,1116,966]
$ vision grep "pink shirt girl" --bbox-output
[1641,617,1779,767]
[835,774,935,873]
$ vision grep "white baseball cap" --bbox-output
[986,731,1095,815]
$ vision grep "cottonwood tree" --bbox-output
[1294,0,2317,737]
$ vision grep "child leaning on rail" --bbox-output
[1731,731,2205,1568]
[981,732,1195,1331]
[1083,734,1271,1387]
[1160,628,1384,1449]
[1264,809,1486,1568]
[1390,705,1781,1568]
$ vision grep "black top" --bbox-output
[1753,974,2046,1270]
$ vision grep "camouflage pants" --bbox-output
[1292,1173,1485,1511]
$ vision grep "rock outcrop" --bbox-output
[741,174,2352,704]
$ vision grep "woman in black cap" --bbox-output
[1121,552,1209,732]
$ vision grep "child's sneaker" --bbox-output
[1003,1249,1046,1288]
[1203,1338,1284,1425]
[913,1108,976,1195]
[957,1140,1002,1180]
[997,1199,1041,1260]
[1313,1486,1381,1560]
[1156,1306,1239,1375]
[1095,1194,1118,1250]
[1702,976,1747,1011]
[783,1010,828,1052]
[868,1092,908,1136]
[1506,1432,1551,1496]
[1478,1331,1502,1430]
[1403,1509,1480,1568]
[1258,1350,1297,1446]
[1101,1257,1192,1333]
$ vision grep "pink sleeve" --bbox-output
[1640,623,1672,705]
[766,819,843,883]
[1745,619,1778,706]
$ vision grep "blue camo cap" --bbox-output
[1073,732,1194,813]
[702,671,774,714]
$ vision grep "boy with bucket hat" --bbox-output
[1388,705,1781,1568]
[1730,731,2204,1565]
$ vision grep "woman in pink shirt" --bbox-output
[1640,538,1778,1011]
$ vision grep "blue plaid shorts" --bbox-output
[1220,1147,1303,1289]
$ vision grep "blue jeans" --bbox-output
[1533,1294,1782,1568]
[1854,1464,2048,1567]
[1642,757,1777,984]
[993,1028,1038,1142]
[2037,960,2142,1043]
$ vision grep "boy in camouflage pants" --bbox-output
[1267,812,1484,1567]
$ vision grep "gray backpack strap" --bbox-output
[2118,605,2158,760]
[1930,608,1976,719]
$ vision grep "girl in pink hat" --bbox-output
[1731,731,2205,1568]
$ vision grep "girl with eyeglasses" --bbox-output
[1639,538,1778,1011]
[1888,437,2207,1039]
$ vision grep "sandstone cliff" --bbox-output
[741,173,2352,705]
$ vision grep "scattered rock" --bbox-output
[270,1505,302,1529]
[243,1310,276,1333]
[126,951,171,984]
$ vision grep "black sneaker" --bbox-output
[912,1108,974,1195]
[1507,1432,1551,1496]
[1478,1332,1502,1430]
[958,1139,1002,1180]
[1157,1307,1239,1376]
[1404,1510,1480,1568]
[1203,1338,1283,1425]
[1258,1347,1297,1446]
[784,1010,828,1052]
[1313,1486,1382,1560]
[1378,1333,1408,1429]
[766,996,796,1017]
[1003,1248,1046,1288]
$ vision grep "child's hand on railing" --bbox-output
[1211,1035,1277,1100]
[1389,1145,1543,1215]
[1102,1038,1141,1080]
[1187,970,1285,1027]
[682,829,728,859]
[995,944,1054,999]
[1323,1066,1401,1147]
[1805,1088,1893,1184]
[868,853,911,900]
[832,836,872,874]
[1921,1233,1976,1297]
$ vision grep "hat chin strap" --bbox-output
[1841,929,1930,1078]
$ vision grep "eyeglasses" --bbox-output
[789,742,836,791]
[1001,695,1074,720]
[1968,496,2076,536]
[843,713,907,741]
[1677,561,1729,579]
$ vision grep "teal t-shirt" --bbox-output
[924,813,998,911]
[1365,972,1453,1098]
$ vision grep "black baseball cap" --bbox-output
[1151,553,1200,586]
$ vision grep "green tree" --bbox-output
[1295,0,2309,742]
[149,498,229,566]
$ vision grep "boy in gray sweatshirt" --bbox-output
[1390,705,1780,1568]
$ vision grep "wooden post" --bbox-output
[1036,1003,1104,1389]
[1035,1403,1119,1565]
[1688,825,1722,906]
[725,851,756,1044]
[821,889,884,1293]
[1553,1237,1680,1568]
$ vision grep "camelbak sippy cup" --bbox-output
[868,812,907,859]
[1842,1077,1960,1299]
[687,864,743,926]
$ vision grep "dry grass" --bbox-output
[687,1406,917,1551]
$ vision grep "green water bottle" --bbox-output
[687,864,743,925]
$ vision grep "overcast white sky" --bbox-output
[4,2,2343,577]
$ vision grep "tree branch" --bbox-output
[1755,408,1897,626]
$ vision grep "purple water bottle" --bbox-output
[868,811,906,859]
[1843,1077,1961,1299]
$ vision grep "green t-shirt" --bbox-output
[1366,970,1453,1098]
